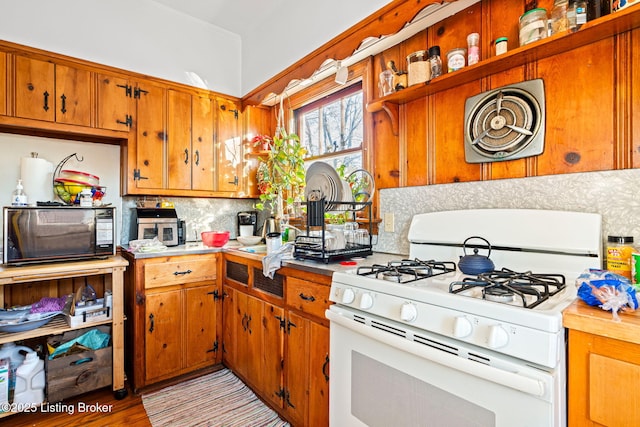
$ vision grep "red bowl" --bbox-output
[202,231,230,247]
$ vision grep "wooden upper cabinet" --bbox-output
[167,89,192,190]
[167,90,215,191]
[14,56,91,126]
[96,73,132,131]
[242,105,272,197]
[0,52,6,116]
[132,80,166,190]
[216,96,242,193]
[191,94,215,191]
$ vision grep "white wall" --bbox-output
[240,0,391,94]
[0,132,123,238]
[0,0,241,96]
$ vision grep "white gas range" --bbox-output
[327,209,601,427]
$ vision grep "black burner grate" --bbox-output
[357,258,456,284]
[449,268,566,309]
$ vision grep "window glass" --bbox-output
[296,83,363,179]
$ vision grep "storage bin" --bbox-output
[45,326,112,403]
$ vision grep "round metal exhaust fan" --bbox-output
[464,79,545,163]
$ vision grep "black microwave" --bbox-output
[3,206,116,265]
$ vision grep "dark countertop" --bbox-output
[121,241,407,277]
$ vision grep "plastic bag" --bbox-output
[576,269,638,321]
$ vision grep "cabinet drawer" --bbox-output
[144,255,217,289]
[286,277,330,319]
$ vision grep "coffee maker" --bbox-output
[237,211,258,237]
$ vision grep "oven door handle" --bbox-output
[326,310,546,397]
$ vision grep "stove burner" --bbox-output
[449,268,566,309]
[484,286,515,303]
[382,270,403,282]
[357,259,456,284]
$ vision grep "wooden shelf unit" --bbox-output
[0,255,129,414]
[366,6,640,130]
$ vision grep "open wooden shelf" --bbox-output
[367,6,640,123]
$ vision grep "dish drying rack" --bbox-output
[293,200,373,263]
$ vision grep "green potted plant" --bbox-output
[255,127,307,217]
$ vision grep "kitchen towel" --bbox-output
[262,242,294,279]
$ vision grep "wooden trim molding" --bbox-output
[241,0,448,108]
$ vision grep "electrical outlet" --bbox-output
[384,212,395,233]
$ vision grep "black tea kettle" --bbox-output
[458,236,495,275]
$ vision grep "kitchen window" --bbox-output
[295,83,363,175]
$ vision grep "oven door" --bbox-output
[326,306,564,427]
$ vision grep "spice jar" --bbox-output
[446,48,466,73]
[467,33,480,66]
[428,46,443,79]
[606,235,635,279]
[495,37,508,55]
[519,8,548,46]
[407,51,430,86]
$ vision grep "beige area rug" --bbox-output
[142,368,290,427]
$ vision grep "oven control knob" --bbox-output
[487,324,509,348]
[453,316,473,338]
[400,303,418,322]
[359,293,374,310]
[341,288,356,304]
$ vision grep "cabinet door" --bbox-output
[14,56,55,121]
[568,330,640,426]
[145,290,182,382]
[245,293,264,383]
[134,81,166,190]
[261,300,284,410]
[192,94,215,191]
[96,73,131,131]
[0,52,6,116]
[216,97,242,193]
[308,321,330,427]
[54,63,91,126]
[222,285,238,368]
[285,311,310,427]
[167,89,192,190]
[185,284,218,367]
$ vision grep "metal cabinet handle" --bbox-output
[184,148,189,165]
[298,292,316,302]
[242,313,248,332]
[60,94,67,114]
[43,91,50,111]
[322,354,330,382]
[149,313,155,333]
[195,150,200,166]
[173,269,192,276]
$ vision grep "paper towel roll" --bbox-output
[21,156,54,205]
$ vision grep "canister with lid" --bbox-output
[446,48,466,73]
[495,37,508,55]
[519,8,548,46]
[407,51,430,86]
[606,235,635,279]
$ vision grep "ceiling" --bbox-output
[149,0,287,40]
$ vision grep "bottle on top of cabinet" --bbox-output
[428,46,443,79]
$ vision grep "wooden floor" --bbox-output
[1,386,151,427]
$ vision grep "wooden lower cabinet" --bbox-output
[223,285,284,408]
[286,311,330,427]
[222,254,330,426]
[123,253,221,391]
[564,300,640,426]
